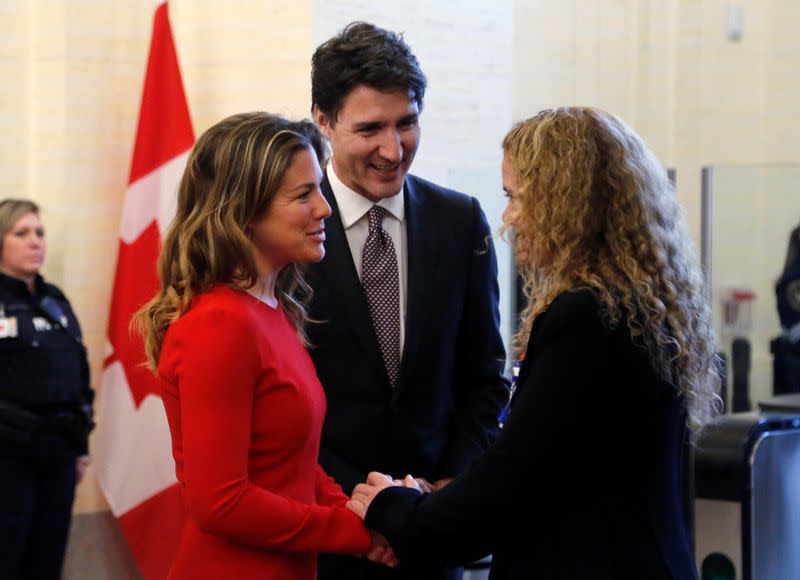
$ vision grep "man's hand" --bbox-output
[431,477,454,491]
[412,477,434,493]
[400,476,452,493]
[401,474,422,492]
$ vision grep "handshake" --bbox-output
[345,472,454,568]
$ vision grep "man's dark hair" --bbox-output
[311,21,427,123]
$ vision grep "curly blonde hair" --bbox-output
[503,107,721,434]
[133,112,327,370]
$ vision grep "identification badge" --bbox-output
[0,317,18,338]
[32,317,53,332]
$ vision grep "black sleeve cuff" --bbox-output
[365,486,430,563]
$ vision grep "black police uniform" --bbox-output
[0,271,94,580]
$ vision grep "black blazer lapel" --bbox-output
[318,175,389,383]
[398,177,439,385]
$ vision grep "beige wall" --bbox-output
[766,0,800,163]
[511,0,788,242]
[2,0,799,527]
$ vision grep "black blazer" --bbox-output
[306,174,509,496]
[365,289,698,580]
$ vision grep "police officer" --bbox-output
[0,199,94,580]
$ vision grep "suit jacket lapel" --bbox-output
[318,175,388,382]
[399,177,437,384]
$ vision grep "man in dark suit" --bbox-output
[308,22,509,580]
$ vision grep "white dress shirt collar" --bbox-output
[326,162,405,229]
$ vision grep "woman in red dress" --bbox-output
[134,112,395,579]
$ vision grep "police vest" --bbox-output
[0,273,87,406]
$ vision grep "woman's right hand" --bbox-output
[347,471,395,519]
[365,530,398,568]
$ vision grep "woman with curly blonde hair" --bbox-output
[503,107,720,434]
[347,107,720,579]
[133,112,395,579]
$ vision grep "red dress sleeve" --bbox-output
[173,305,371,554]
[314,464,352,508]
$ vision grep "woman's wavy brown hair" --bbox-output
[133,112,327,370]
[503,107,721,434]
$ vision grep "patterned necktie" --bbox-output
[361,205,401,387]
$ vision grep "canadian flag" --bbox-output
[94,2,194,578]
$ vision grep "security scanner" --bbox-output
[694,401,800,579]
[760,393,800,413]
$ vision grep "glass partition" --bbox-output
[702,165,800,408]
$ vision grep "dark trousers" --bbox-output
[318,553,463,580]
[0,431,77,580]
